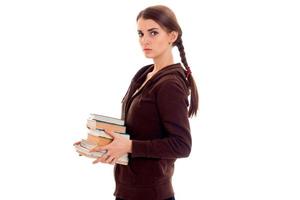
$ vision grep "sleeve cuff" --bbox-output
[131,140,149,158]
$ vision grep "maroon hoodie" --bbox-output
[114,63,192,200]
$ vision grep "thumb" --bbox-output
[104,129,118,138]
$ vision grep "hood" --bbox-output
[121,63,188,120]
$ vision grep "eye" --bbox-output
[150,31,158,36]
[138,32,144,38]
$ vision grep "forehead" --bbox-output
[137,18,162,31]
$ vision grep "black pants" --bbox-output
[116,197,175,200]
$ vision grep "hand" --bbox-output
[90,130,132,165]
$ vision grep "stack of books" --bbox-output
[74,113,129,165]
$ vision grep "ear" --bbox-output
[169,31,178,43]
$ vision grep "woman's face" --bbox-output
[137,18,177,59]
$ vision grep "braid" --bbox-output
[176,37,199,117]
[176,38,189,69]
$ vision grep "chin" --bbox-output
[145,55,154,59]
[144,53,155,59]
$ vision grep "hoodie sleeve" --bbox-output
[131,79,192,159]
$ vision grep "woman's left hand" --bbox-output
[90,129,132,165]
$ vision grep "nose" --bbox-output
[140,35,150,46]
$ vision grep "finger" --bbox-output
[106,155,115,164]
[110,157,117,165]
[98,155,109,164]
[111,159,117,165]
[73,141,81,146]
[92,159,99,164]
[93,157,103,164]
[102,153,112,162]
[93,152,108,164]
[104,129,117,138]
[89,145,107,152]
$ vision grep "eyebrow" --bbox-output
[137,28,159,32]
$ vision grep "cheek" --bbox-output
[159,40,168,47]
[139,38,143,45]
[154,38,169,51]
[157,34,169,46]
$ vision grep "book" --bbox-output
[87,129,130,147]
[88,129,113,139]
[89,113,124,126]
[87,119,126,134]
[87,134,112,146]
[88,128,129,139]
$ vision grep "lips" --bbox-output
[143,48,152,51]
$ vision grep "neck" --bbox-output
[152,50,174,73]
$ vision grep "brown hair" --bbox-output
[137,5,199,117]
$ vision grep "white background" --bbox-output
[0,0,299,199]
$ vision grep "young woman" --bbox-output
[90,5,199,200]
